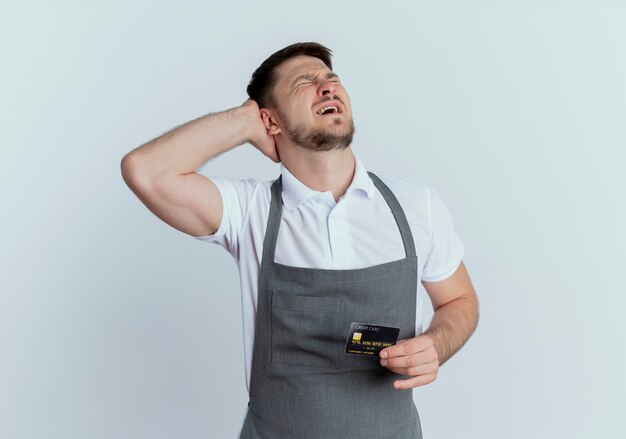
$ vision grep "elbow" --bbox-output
[120,152,136,186]
[120,151,149,191]
[120,153,132,181]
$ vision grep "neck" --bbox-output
[278,144,356,202]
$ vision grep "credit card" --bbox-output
[344,322,400,357]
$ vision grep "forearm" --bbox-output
[123,105,251,179]
[423,293,479,366]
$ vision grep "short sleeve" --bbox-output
[421,184,465,282]
[194,177,259,258]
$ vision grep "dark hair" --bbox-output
[246,42,333,108]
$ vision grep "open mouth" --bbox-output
[316,104,343,116]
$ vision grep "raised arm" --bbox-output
[120,100,278,237]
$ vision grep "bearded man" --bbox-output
[121,42,479,439]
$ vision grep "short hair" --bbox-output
[246,42,333,108]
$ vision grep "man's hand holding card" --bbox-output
[379,335,440,390]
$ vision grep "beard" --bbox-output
[278,108,355,152]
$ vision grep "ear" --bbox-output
[260,108,282,135]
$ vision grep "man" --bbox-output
[121,42,479,438]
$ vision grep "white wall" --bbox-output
[1,1,624,438]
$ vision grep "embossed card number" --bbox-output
[344,322,400,357]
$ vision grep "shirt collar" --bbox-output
[280,154,376,211]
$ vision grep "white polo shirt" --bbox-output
[195,155,464,391]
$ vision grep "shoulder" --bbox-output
[208,176,275,205]
[371,173,457,230]
[194,176,276,250]
[372,173,433,211]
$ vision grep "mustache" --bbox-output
[313,95,344,108]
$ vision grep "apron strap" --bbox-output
[367,172,417,259]
[262,176,284,265]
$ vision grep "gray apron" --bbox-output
[239,172,422,439]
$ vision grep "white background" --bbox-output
[1,1,625,438]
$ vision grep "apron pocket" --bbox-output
[271,290,343,369]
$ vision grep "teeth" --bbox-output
[318,105,338,115]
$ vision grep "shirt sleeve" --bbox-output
[421,184,465,282]
[193,177,259,259]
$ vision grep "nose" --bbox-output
[318,79,336,96]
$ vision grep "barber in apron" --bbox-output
[239,171,422,439]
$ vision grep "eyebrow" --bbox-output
[291,71,339,87]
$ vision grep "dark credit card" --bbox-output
[345,322,400,357]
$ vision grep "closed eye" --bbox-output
[292,72,340,90]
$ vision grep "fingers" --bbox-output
[258,134,280,163]
[381,359,438,377]
[380,335,434,360]
[378,335,440,390]
[242,101,280,163]
[392,373,437,390]
[380,344,438,369]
